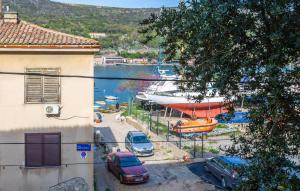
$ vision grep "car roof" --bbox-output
[115,151,135,157]
[217,156,248,165]
[129,131,146,136]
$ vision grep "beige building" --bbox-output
[0,11,100,191]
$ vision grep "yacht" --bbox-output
[145,91,227,118]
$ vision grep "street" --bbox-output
[94,112,218,191]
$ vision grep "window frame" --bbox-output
[24,68,61,104]
[25,132,61,168]
[126,133,131,142]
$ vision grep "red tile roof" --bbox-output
[0,20,100,49]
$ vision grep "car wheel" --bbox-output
[221,177,227,188]
[119,174,124,184]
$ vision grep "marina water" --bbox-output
[94,65,175,108]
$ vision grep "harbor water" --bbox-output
[94,65,175,108]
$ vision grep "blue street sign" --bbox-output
[81,151,87,159]
[76,144,91,151]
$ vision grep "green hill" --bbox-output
[3,0,160,50]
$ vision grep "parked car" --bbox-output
[106,151,149,184]
[204,156,249,189]
[125,131,154,156]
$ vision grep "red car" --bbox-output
[106,151,150,184]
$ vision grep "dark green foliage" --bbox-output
[119,51,157,60]
[3,0,160,49]
[140,0,300,190]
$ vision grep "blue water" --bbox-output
[94,65,175,107]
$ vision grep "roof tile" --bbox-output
[0,20,100,49]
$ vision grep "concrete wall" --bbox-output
[0,52,95,191]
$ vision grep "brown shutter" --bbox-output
[43,133,61,166]
[25,68,60,103]
[43,68,60,103]
[25,68,43,103]
[25,134,43,167]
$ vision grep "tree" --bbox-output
[140,0,300,190]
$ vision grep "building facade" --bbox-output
[0,12,100,191]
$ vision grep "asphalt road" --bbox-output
[94,113,217,191]
[188,162,226,191]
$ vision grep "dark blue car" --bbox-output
[204,156,249,189]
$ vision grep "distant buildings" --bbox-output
[94,56,151,65]
[127,58,148,64]
[89,32,107,38]
[103,56,128,64]
[0,11,100,191]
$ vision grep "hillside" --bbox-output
[3,0,160,50]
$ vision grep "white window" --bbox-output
[25,68,61,103]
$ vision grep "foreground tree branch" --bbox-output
[140,0,300,190]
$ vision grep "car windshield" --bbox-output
[219,157,249,170]
[133,135,149,143]
[120,156,141,167]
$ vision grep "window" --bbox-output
[25,133,61,167]
[126,133,131,141]
[25,68,61,103]
[133,135,149,143]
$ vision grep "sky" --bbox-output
[53,0,180,8]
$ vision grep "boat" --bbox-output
[135,48,226,118]
[96,101,106,105]
[172,118,218,134]
[136,80,227,118]
[145,92,227,118]
[105,96,118,100]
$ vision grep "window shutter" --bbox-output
[43,133,61,166]
[43,68,60,103]
[25,134,43,167]
[25,68,60,103]
[25,68,43,103]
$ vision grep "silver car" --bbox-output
[125,131,154,157]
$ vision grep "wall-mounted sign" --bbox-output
[76,144,91,151]
[81,151,87,159]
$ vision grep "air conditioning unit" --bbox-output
[45,105,60,115]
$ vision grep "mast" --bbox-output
[156,47,165,76]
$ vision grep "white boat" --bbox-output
[145,93,225,105]
[105,96,118,100]
[136,74,179,101]
[145,92,226,118]
[135,49,226,117]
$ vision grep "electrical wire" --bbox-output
[0,71,187,82]
[0,140,230,167]
[0,139,232,144]
[0,157,204,168]
[54,116,89,120]
[0,71,235,84]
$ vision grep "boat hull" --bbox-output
[164,103,227,118]
[172,119,217,134]
[145,94,227,118]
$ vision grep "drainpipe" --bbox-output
[0,0,3,18]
